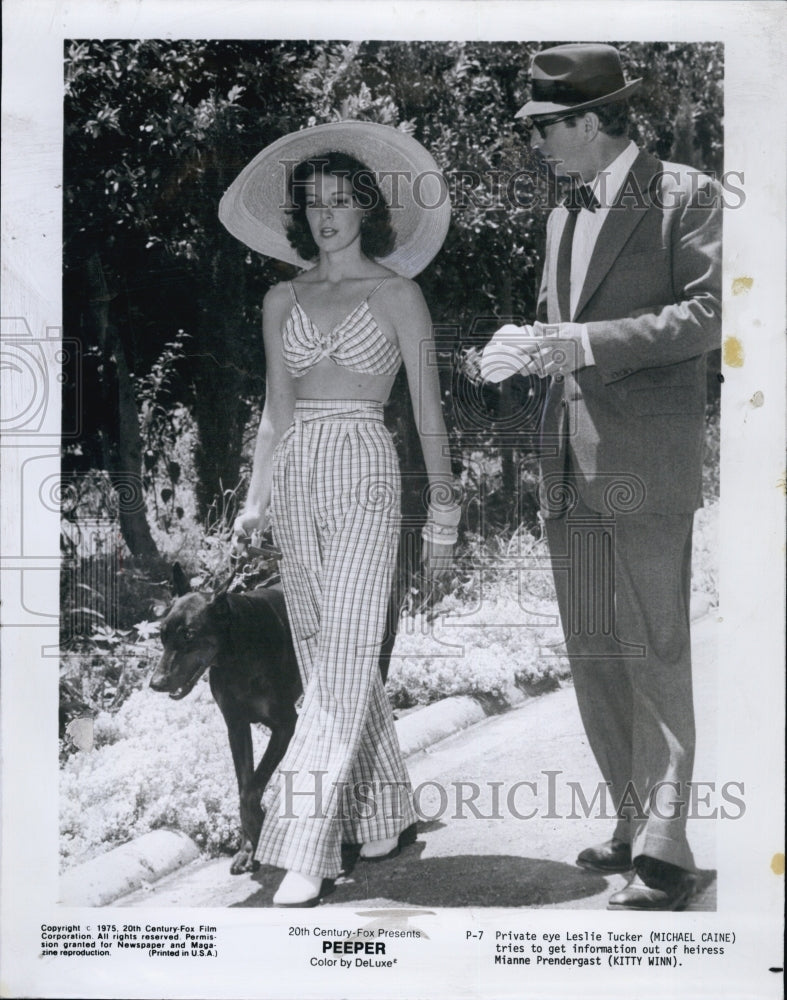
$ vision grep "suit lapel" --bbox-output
[573,150,661,319]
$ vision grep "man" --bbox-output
[481,43,721,910]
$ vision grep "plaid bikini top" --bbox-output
[282,278,402,379]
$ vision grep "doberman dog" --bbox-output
[150,562,403,875]
[150,564,301,874]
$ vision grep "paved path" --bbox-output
[116,617,718,910]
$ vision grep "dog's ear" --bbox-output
[207,591,231,626]
[172,562,191,597]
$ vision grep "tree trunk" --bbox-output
[86,254,164,568]
[192,243,249,522]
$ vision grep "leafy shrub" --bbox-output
[60,680,270,868]
[59,623,162,749]
[388,524,569,708]
[388,598,569,709]
[691,500,718,605]
[59,423,719,869]
[702,406,720,502]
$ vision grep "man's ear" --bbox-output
[582,111,600,141]
[172,562,191,597]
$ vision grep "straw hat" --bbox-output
[218,121,451,277]
[516,43,642,119]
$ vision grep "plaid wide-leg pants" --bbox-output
[254,399,417,879]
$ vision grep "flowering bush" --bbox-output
[388,499,718,708]
[60,680,270,868]
[59,499,718,871]
[387,526,570,707]
[60,625,161,717]
[387,599,569,708]
[690,500,719,604]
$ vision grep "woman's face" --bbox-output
[303,171,365,254]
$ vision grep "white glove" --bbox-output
[517,321,590,377]
[478,324,536,383]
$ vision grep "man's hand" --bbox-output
[477,323,536,383]
[471,321,590,386]
[515,321,587,378]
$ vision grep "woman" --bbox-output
[219,122,458,907]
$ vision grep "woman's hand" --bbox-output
[421,537,454,576]
[232,507,268,556]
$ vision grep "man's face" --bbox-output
[528,114,589,178]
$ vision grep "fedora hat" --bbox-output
[218,121,451,278]
[515,43,642,119]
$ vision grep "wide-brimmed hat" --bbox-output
[515,43,642,119]
[218,121,451,277]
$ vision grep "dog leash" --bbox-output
[215,536,283,595]
[246,541,282,558]
[214,541,289,637]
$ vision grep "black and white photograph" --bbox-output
[1,2,784,999]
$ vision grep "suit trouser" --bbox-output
[254,399,417,879]
[544,493,697,873]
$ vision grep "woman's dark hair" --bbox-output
[285,151,395,261]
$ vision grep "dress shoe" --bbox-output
[576,838,632,874]
[359,823,417,862]
[273,870,329,907]
[607,857,696,911]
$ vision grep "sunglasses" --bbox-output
[522,112,580,139]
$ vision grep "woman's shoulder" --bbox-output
[262,282,296,337]
[263,280,295,309]
[265,279,295,298]
[374,272,424,302]
[372,274,431,336]
[381,273,429,309]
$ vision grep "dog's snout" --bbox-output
[149,653,172,691]
[149,671,167,691]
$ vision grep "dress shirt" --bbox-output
[480,143,642,380]
[569,141,640,366]
[570,140,639,317]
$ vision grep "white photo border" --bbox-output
[1,2,784,998]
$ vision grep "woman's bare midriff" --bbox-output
[292,358,398,403]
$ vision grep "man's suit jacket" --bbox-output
[535,149,722,518]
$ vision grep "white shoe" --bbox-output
[359,823,417,862]
[359,835,399,860]
[273,870,324,907]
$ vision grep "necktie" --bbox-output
[556,183,598,320]
[565,182,599,214]
[556,208,577,321]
